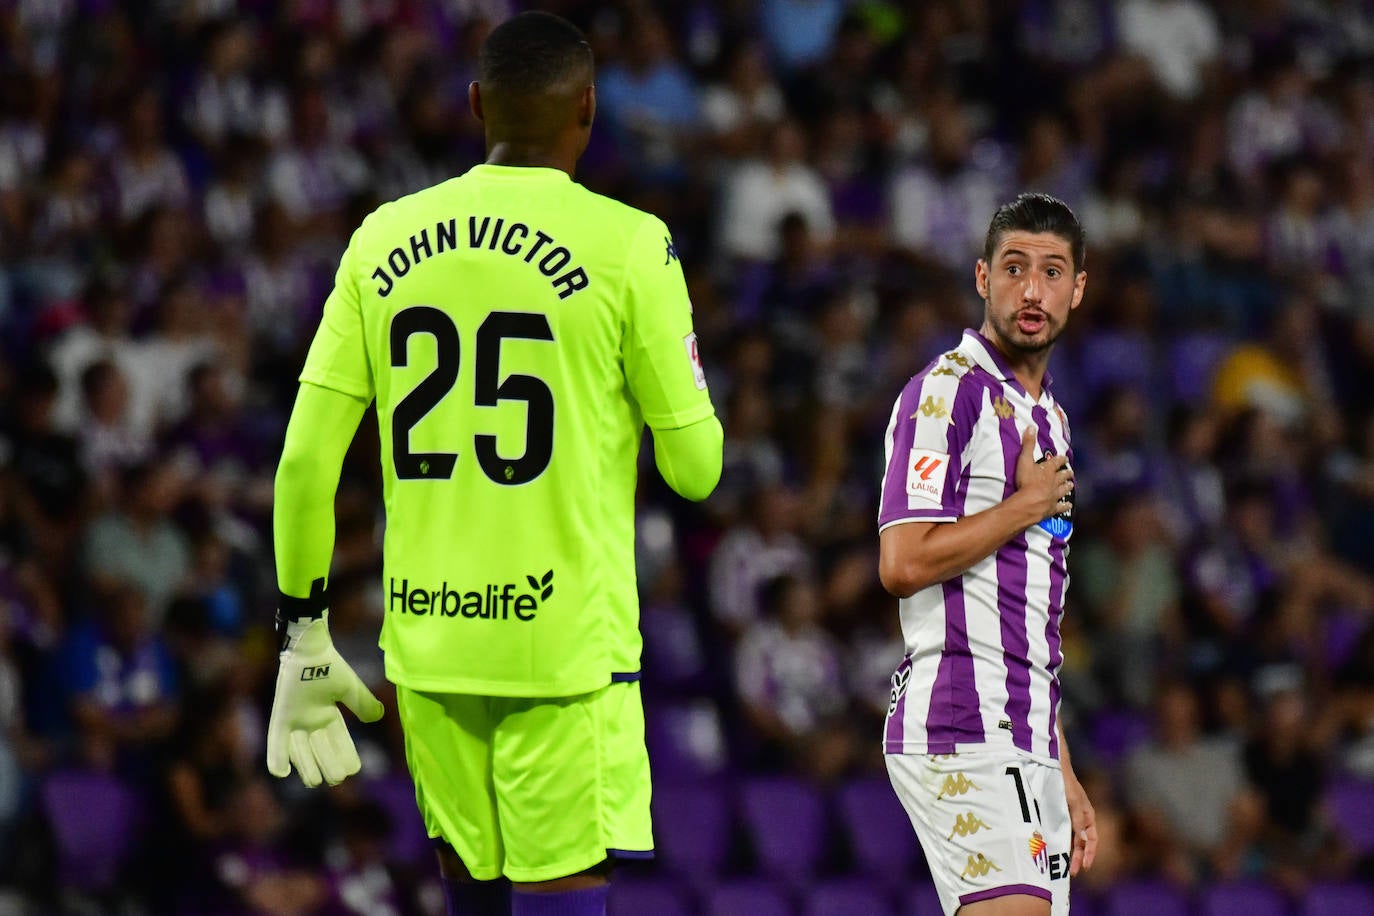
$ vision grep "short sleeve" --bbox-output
[299,232,374,402]
[622,216,716,430]
[878,371,978,530]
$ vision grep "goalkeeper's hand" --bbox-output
[266,614,384,788]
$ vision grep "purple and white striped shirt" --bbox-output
[879,329,1072,762]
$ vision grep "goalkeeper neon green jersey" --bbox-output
[299,164,716,697]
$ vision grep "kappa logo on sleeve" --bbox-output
[683,332,707,390]
[906,448,948,505]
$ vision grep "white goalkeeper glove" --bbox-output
[266,613,384,788]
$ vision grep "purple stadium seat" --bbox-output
[1102,880,1189,916]
[1090,707,1151,767]
[652,781,734,881]
[40,769,145,893]
[1077,329,1153,399]
[1324,777,1374,853]
[803,878,894,916]
[704,879,794,916]
[1168,332,1234,404]
[899,882,944,916]
[361,773,434,867]
[739,776,827,883]
[836,777,921,886]
[609,877,694,916]
[1198,882,1288,916]
[644,699,729,784]
[1300,882,1374,916]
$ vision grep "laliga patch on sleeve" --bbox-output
[906,448,948,505]
[684,332,707,390]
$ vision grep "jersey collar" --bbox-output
[961,329,1055,395]
[469,163,572,182]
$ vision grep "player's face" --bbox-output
[975,231,1085,356]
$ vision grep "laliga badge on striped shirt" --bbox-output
[906,448,948,505]
[1035,452,1075,540]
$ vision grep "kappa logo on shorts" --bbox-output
[948,813,990,839]
[937,773,980,799]
[960,853,1002,880]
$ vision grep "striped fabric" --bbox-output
[879,330,1073,761]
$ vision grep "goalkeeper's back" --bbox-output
[298,164,715,697]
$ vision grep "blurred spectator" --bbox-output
[56,583,179,776]
[708,484,810,637]
[1124,680,1263,884]
[595,11,700,182]
[700,39,786,158]
[109,86,190,227]
[206,777,330,916]
[1243,667,1347,886]
[758,0,847,73]
[1075,491,1183,709]
[265,83,371,237]
[733,574,853,780]
[889,89,1005,271]
[1117,0,1222,102]
[84,460,191,624]
[717,120,835,263]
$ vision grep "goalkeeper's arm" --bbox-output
[267,381,383,787]
[651,413,723,502]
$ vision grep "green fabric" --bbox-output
[652,414,724,502]
[294,164,718,696]
[397,681,652,882]
[273,382,367,599]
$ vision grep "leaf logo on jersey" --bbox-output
[525,570,555,602]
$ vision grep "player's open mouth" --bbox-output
[1016,311,1047,334]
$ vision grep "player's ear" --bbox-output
[1070,270,1086,311]
[974,259,990,300]
[580,84,596,129]
[469,82,484,123]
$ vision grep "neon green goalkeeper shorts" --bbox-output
[394,680,654,883]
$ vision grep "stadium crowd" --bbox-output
[1,0,1373,913]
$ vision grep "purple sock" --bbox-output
[510,884,609,916]
[442,876,511,916]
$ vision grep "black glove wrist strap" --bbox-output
[276,577,329,651]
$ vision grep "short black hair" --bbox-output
[479,11,592,95]
[983,192,1086,273]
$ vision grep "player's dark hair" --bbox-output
[983,192,1086,273]
[479,11,592,95]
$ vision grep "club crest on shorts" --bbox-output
[1029,830,1049,873]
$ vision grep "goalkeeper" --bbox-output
[266,12,723,916]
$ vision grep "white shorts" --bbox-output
[886,751,1073,915]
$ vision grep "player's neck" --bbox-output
[980,322,1051,400]
[484,141,577,177]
